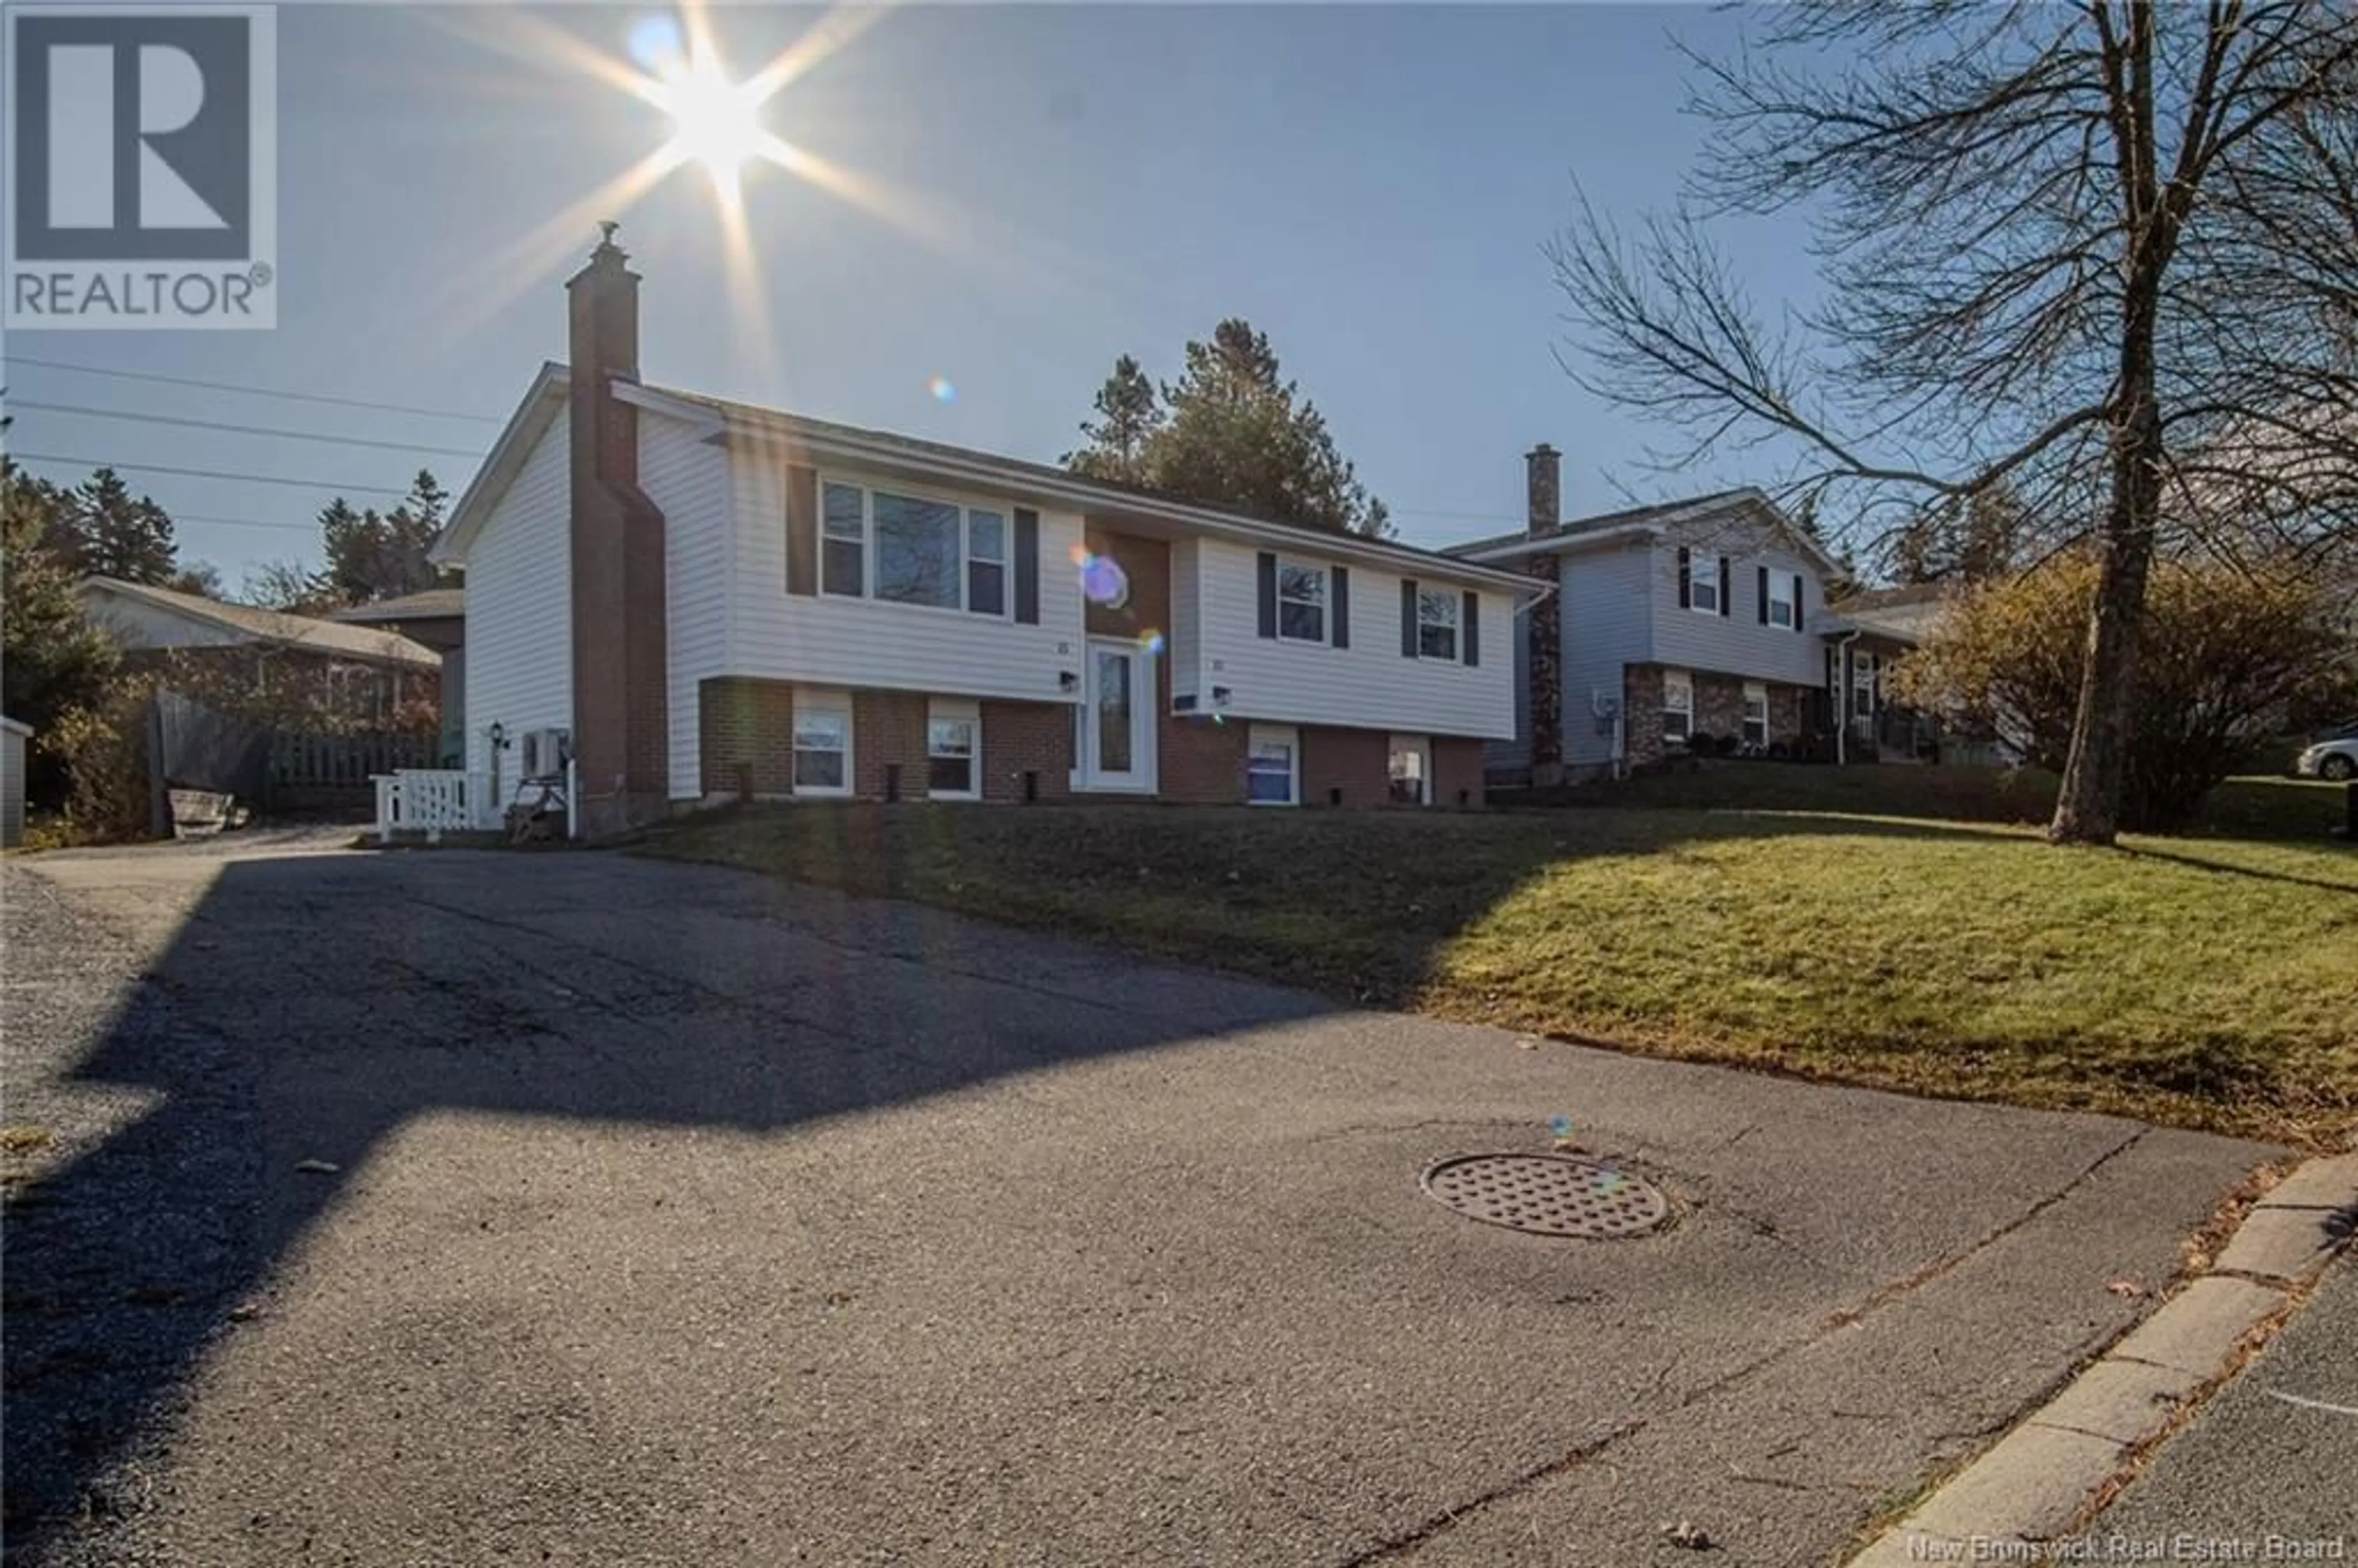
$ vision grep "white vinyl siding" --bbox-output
[1169,538,1202,706]
[639,409,733,801]
[1193,538,1514,739]
[726,459,1086,706]
[464,417,572,805]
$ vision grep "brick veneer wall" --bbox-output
[700,678,1077,804]
[1155,714,1249,805]
[695,675,1487,810]
[1433,736,1486,809]
[699,677,794,797]
[1301,727,1390,809]
[978,701,1073,803]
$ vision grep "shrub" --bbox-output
[45,677,159,842]
[1889,552,2355,833]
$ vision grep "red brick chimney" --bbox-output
[1523,444,1564,785]
[566,222,669,834]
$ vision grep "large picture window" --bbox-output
[793,699,852,795]
[874,493,963,608]
[1416,589,1459,661]
[816,479,1010,618]
[1277,561,1327,643]
[1662,668,1694,744]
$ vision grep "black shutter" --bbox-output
[1757,565,1770,625]
[1462,591,1481,667]
[1400,578,1419,658]
[1013,508,1040,624]
[1332,566,1350,648]
[1792,572,1805,633]
[1256,552,1278,638]
[1718,556,1732,618]
[785,466,817,596]
[1676,545,1691,608]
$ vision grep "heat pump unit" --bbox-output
[521,728,570,780]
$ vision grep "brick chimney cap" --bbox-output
[1529,442,1560,457]
[591,220,628,265]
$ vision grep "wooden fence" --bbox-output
[269,729,440,792]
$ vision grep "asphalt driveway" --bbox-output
[2,836,2278,1566]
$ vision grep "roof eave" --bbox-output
[432,363,569,567]
[696,406,1537,595]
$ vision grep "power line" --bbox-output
[9,451,414,499]
[159,512,336,535]
[2,354,508,424]
[9,398,485,459]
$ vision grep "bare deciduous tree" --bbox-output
[1548,0,2358,844]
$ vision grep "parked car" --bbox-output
[2295,722,2358,782]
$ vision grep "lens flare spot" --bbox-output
[928,375,957,404]
[1139,628,1167,656]
[1075,549,1130,609]
[626,14,685,76]
[1548,1115,1573,1138]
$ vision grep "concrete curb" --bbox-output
[1847,1151,2356,1566]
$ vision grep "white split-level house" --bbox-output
[1446,446,1927,785]
[429,233,1531,836]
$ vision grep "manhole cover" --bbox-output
[1420,1154,1671,1239]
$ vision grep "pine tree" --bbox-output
[1065,322,1391,537]
[68,468,178,584]
[1065,357,1162,486]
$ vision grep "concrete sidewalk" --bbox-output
[3,840,2280,1567]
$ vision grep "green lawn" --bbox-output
[634,768,2357,1147]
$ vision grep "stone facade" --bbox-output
[1621,662,1815,766]
[1523,444,1565,785]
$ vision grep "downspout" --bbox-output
[1833,630,1861,767]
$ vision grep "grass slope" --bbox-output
[637,770,2356,1146]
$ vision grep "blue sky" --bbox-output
[4,2,1818,589]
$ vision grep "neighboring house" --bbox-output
[77,576,442,727]
[2,716,29,848]
[434,233,1530,836]
[330,588,465,764]
[1447,452,1873,780]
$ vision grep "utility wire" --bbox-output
[9,451,414,499]
[8,398,486,459]
[1,354,508,424]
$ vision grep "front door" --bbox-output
[1076,638,1157,792]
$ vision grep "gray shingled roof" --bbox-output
[79,578,442,669]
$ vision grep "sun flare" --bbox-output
[654,53,768,185]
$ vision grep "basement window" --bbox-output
[793,696,852,796]
[1247,724,1299,805]
[1662,669,1694,745]
[927,701,979,801]
[1743,681,1769,747]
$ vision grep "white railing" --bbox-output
[372,769,496,841]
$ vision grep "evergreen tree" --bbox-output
[1064,322,1392,538]
[66,468,178,583]
[1065,356,1162,486]
[1,460,121,742]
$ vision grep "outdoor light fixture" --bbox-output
[1059,670,1079,693]
[488,722,508,750]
